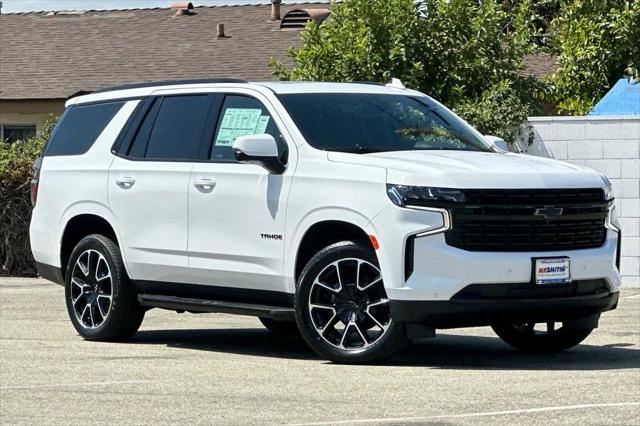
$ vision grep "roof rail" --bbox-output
[349,81,384,86]
[93,78,248,94]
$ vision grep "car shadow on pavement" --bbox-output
[393,333,640,370]
[131,328,318,361]
[130,328,639,370]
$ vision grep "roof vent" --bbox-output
[170,2,194,16]
[280,9,330,29]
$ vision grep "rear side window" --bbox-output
[126,99,161,159]
[143,95,211,161]
[45,101,124,156]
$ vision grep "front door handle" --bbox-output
[115,176,136,188]
[194,177,216,192]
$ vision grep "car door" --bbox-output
[188,92,295,297]
[109,94,216,283]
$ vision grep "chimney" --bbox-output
[271,0,281,21]
[0,2,3,14]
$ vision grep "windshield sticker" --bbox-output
[215,108,263,146]
[254,115,270,134]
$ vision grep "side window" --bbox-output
[45,101,124,156]
[143,95,212,161]
[211,95,284,161]
[126,98,161,159]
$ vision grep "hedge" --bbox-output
[0,122,53,276]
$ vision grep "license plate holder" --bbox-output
[533,257,571,285]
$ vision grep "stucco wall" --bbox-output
[520,116,640,287]
[0,100,65,135]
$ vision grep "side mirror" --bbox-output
[232,134,286,174]
[485,135,509,152]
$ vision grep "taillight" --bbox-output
[31,157,42,207]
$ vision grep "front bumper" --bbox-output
[368,202,621,301]
[390,279,619,327]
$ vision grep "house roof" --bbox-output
[522,53,558,79]
[0,3,559,101]
[589,78,640,116]
[0,4,328,100]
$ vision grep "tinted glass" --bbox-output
[45,102,124,156]
[211,95,284,161]
[279,94,491,153]
[144,95,211,160]
[126,98,161,158]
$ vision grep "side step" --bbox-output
[137,294,295,321]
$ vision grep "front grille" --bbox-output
[445,188,609,252]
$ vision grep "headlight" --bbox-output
[600,174,614,201]
[387,184,465,207]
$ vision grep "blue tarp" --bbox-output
[589,78,640,116]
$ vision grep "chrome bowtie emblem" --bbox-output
[535,206,563,219]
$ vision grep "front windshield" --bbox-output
[279,93,492,153]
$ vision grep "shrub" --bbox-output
[0,120,55,276]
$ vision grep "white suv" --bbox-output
[30,79,621,363]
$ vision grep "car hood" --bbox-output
[327,150,605,189]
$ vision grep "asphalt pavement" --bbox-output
[1,277,638,425]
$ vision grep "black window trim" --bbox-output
[111,94,220,163]
[110,92,291,165]
[111,97,153,154]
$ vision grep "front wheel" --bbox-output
[491,321,594,352]
[295,241,407,364]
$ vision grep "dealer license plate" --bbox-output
[534,257,571,285]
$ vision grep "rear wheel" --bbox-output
[295,241,407,364]
[259,317,299,335]
[65,234,144,341]
[492,321,594,352]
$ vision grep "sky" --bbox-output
[1,0,327,13]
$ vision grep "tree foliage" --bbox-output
[271,0,546,143]
[549,0,640,114]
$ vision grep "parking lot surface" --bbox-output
[1,277,639,425]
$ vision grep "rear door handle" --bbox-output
[194,177,216,192]
[115,176,136,188]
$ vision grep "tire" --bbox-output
[491,321,594,352]
[64,234,144,341]
[259,317,300,335]
[294,241,407,364]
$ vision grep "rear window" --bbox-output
[45,101,124,156]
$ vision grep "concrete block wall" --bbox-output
[520,116,639,287]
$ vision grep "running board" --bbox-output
[137,294,295,321]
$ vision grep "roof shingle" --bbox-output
[0,4,559,100]
[0,4,327,100]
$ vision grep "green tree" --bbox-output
[271,0,546,143]
[549,0,639,114]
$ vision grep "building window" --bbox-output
[1,125,37,143]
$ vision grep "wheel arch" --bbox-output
[58,208,123,279]
[293,219,374,285]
